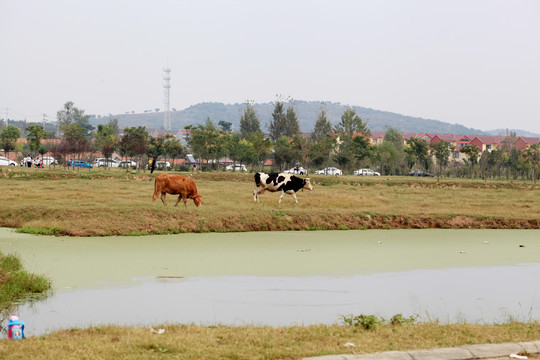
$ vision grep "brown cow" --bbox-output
[153,174,202,207]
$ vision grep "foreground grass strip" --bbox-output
[1,323,539,359]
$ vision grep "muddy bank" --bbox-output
[8,212,540,237]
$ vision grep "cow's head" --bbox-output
[190,194,203,207]
[303,178,313,191]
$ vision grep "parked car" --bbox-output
[354,168,380,176]
[284,166,308,175]
[94,158,120,167]
[408,170,434,177]
[67,159,93,168]
[0,156,17,166]
[225,164,247,172]
[315,167,342,175]
[40,157,58,165]
[156,161,171,170]
[119,160,137,168]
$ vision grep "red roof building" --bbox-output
[469,135,506,152]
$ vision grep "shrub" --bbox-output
[341,314,384,330]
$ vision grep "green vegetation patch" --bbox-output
[0,252,52,313]
[16,227,65,236]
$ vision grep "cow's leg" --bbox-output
[279,191,286,203]
[160,192,167,206]
[292,192,298,204]
[174,195,182,207]
[182,193,188,207]
[253,188,260,202]
[253,187,264,202]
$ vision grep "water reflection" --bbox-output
[15,263,540,336]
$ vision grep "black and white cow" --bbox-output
[253,172,313,203]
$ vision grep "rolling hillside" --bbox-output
[89,101,537,136]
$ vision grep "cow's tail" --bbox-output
[152,176,158,202]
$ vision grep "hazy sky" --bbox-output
[1,0,539,133]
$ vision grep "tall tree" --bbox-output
[0,125,21,160]
[268,101,286,141]
[25,124,47,157]
[311,110,332,141]
[57,101,94,138]
[273,136,294,170]
[95,123,119,166]
[218,121,232,132]
[239,101,261,138]
[379,127,406,175]
[248,131,272,170]
[147,136,166,167]
[309,136,336,170]
[61,123,91,168]
[460,144,481,178]
[405,138,429,175]
[187,118,228,170]
[119,126,148,170]
[108,118,120,136]
[289,134,307,167]
[522,144,539,183]
[350,134,374,166]
[238,139,257,166]
[284,106,300,137]
[431,140,454,179]
[164,134,183,170]
[334,108,370,138]
[332,109,371,172]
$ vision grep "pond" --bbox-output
[1,228,539,337]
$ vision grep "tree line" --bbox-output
[0,101,538,181]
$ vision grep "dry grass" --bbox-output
[1,168,538,236]
[1,322,539,359]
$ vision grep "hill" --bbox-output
[89,101,536,136]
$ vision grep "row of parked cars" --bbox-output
[2,155,435,176]
[0,156,58,166]
[284,167,434,177]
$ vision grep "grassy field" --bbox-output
[0,167,538,236]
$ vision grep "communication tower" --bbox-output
[162,67,172,131]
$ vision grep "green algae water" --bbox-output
[1,228,539,290]
[1,228,539,335]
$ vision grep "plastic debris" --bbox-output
[510,354,528,359]
[8,316,25,340]
[150,327,165,335]
[344,342,356,347]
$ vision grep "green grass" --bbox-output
[0,252,52,315]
